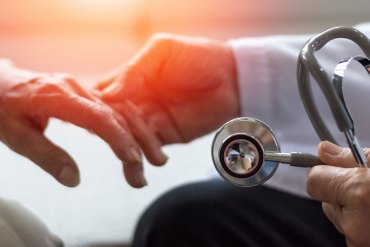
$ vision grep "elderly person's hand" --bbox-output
[96,33,239,166]
[0,60,146,188]
[307,141,370,247]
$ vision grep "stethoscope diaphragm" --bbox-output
[212,117,280,187]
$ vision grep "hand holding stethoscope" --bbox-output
[212,27,370,187]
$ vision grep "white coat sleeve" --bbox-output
[227,23,370,197]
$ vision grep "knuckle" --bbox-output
[150,33,176,50]
[346,170,370,206]
[35,82,66,95]
[26,82,68,108]
[2,77,68,109]
[94,104,110,118]
[150,32,173,43]
[28,76,70,95]
[90,105,114,128]
[3,82,29,103]
[55,73,79,87]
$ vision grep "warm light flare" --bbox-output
[63,0,137,14]
[58,0,141,21]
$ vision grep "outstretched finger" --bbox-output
[29,93,147,188]
[0,114,80,187]
[112,100,168,166]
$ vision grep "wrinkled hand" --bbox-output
[0,61,146,188]
[96,33,240,166]
[307,141,370,247]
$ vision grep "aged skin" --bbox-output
[307,141,370,247]
[0,60,147,188]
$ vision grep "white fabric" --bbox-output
[229,22,370,197]
[0,198,63,247]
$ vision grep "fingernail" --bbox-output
[323,142,343,155]
[159,151,169,165]
[59,166,79,187]
[137,169,148,187]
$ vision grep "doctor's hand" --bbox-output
[96,33,240,165]
[307,141,370,247]
[0,60,145,188]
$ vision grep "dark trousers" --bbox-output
[132,180,346,247]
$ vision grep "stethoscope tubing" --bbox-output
[297,26,370,167]
[265,151,325,167]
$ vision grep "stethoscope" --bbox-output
[212,26,370,187]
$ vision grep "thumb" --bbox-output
[101,36,166,101]
[2,117,80,187]
[317,141,358,168]
[101,71,145,101]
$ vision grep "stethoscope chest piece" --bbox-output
[212,117,280,187]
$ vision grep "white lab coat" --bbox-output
[229,22,370,197]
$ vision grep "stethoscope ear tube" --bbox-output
[297,27,368,140]
[297,26,370,166]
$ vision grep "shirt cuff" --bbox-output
[227,38,273,118]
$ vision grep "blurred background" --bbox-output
[0,0,369,246]
[1,0,370,79]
